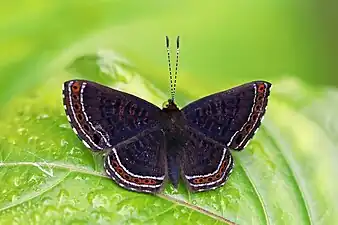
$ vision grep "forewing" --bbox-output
[104,129,166,193]
[182,81,271,150]
[62,80,161,151]
[180,128,234,192]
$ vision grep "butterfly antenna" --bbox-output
[173,36,180,101]
[166,36,174,100]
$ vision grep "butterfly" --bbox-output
[62,36,271,193]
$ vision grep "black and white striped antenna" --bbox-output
[166,36,180,102]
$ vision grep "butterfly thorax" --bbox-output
[161,99,185,130]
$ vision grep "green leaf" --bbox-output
[0,51,337,224]
[1,1,338,223]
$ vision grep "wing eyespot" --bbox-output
[77,113,84,121]
[112,161,118,168]
[258,84,265,93]
[134,178,140,183]
[72,94,78,100]
[245,125,252,131]
[83,124,90,132]
[71,82,81,92]
[235,134,243,144]
[74,103,80,110]
[252,114,258,120]
[255,104,261,111]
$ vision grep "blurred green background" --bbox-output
[0,1,338,225]
[1,1,338,105]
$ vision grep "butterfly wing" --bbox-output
[62,80,161,151]
[182,81,271,150]
[104,129,166,193]
[180,128,234,192]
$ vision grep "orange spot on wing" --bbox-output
[257,84,265,94]
[71,81,81,93]
[76,113,84,121]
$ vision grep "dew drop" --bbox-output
[43,205,58,217]
[92,194,109,209]
[41,196,53,206]
[180,208,189,215]
[59,123,70,129]
[11,194,19,202]
[118,204,137,218]
[28,136,38,143]
[32,212,41,223]
[87,191,95,204]
[28,174,39,183]
[17,127,27,136]
[57,189,70,200]
[173,210,180,219]
[63,205,77,217]
[61,139,68,147]
[74,175,85,180]
[36,114,49,120]
[13,177,21,187]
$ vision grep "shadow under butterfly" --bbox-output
[62,36,271,193]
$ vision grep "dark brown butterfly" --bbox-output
[62,36,271,193]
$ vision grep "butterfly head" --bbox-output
[162,99,179,111]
